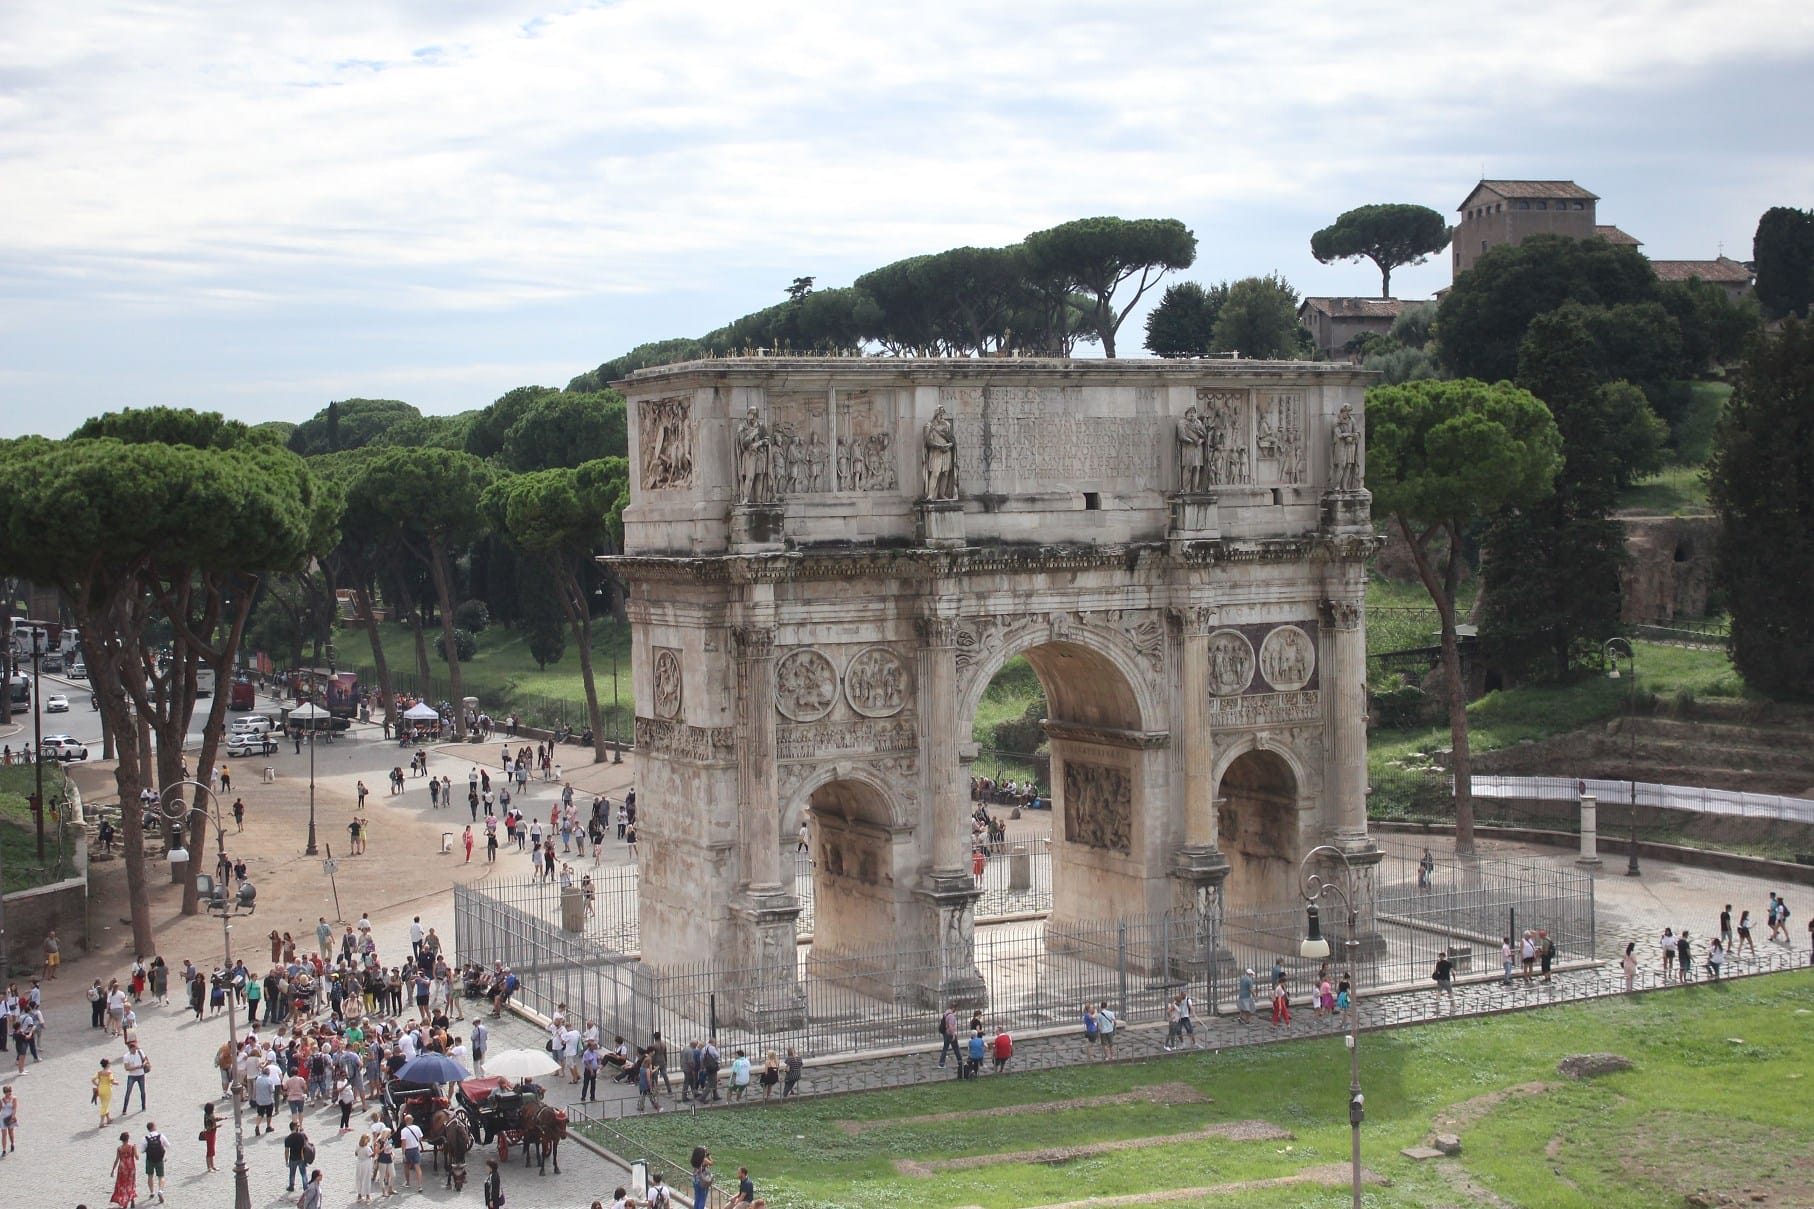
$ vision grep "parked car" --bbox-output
[40,734,88,761]
[45,693,69,712]
[231,714,276,734]
[226,732,278,757]
[68,662,87,679]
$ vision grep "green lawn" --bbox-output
[1618,464,1711,516]
[591,974,1813,1208]
[0,762,75,892]
[344,619,635,732]
[1367,640,1745,818]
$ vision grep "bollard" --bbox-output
[1575,793,1602,869]
[560,885,585,933]
[1008,852,1032,892]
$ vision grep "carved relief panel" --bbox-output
[835,389,897,493]
[766,391,830,496]
[844,646,911,718]
[1258,625,1315,691]
[652,647,684,720]
[1203,621,1323,729]
[774,648,839,722]
[1253,390,1306,485]
[638,396,694,490]
[1195,387,1251,487]
[1061,759,1132,853]
[1206,629,1257,697]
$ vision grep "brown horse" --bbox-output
[441,1116,473,1191]
[518,1102,567,1175]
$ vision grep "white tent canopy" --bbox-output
[288,702,328,720]
[403,702,441,721]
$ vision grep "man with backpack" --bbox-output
[284,1120,313,1192]
[142,1122,171,1203]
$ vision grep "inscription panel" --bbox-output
[943,386,1165,492]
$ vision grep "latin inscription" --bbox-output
[776,717,917,760]
[943,386,1163,490]
[1207,690,1321,728]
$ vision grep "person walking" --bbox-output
[1621,941,1638,992]
[94,1059,118,1126]
[120,1042,151,1114]
[1501,936,1515,987]
[1096,1003,1117,1059]
[1270,981,1292,1028]
[1677,930,1695,981]
[299,1167,325,1209]
[1237,968,1256,1024]
[200,1102,219,1172]
[284,1120,313,1192]
[1736,910,1756,958]
[691,1146,715,1209]
[0,1082,15,1157]
[353,1132,376,1202]
[109,1129,139,1209]
[463,825,475,863]
[1521,931,1537,984]
[141,1121,170,1204]
[782,1046,803,1096]
[1080,1003,1099,1059]
[397,1113,425,1191]
[1433,950,1456,1008]
[1661,927,1676,978]
[1538,931,1555,983]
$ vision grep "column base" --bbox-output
[912,871,986,1009]
[1320,489,1372,534]
[915,499,966,549]
[722,890,806,1030]
[730,502,787,551]
[1165,846,1230,981]
[1167,492,1220,547]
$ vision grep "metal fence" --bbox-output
[457,842,1594,1067]
[1471,775,1814,826]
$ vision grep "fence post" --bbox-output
[1117,921,1128,1016]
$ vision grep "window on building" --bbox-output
[1516,200,1531,210]
[1573,201,1585,210]
[1536,200,1548,210]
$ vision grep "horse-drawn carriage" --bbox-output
[454,1077,568,1175]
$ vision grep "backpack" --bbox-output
[302,1140,317,1165]
[146,1133,166,1162]
[647,1185,670,1207]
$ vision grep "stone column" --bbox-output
[1322,598,1369,847]
[914,615,985,1008]
[1576,793,1602,869]
[725,620,805,1028]
[733,623,784,892]
[1172,605,1218,850]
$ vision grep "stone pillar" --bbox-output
[1172,605,1218,849]
[915,615,985,1007]
[1316,845,1388,963]
[733,623,785,892]
[1576,793,1602,869]
[1322,598,1369,847]
[725,621,804,1028]
[1168,845,1231,983]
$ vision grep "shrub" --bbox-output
[435,628,477,662]
[453,599,491,633]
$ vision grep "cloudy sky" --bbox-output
[3,0,1811,436]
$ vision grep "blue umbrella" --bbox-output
[397,1053,470,1085]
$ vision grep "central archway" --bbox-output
[802,776,906,962]
[964,634,1174,931]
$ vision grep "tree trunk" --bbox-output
[427,536,466,740]
[1397,515,1477,854]
[552,558,605,764]
[1380,263,1392,300]
[353,580,397,729]
[88,597,157,959]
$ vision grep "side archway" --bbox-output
[791,773,913,962]
[1214,746,1305,912]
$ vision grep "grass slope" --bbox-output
[0,762,73,892]
[594,974,1812,1208]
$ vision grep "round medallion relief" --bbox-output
[651,648,683,720]
[1259,625,1316,692]
[1205,629,1256,697]
[844,646,911,718]
[775,648,839,722]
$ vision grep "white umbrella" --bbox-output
[403,702,440,721]
[483,1048,560,1079]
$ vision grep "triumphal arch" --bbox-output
[612,357,1378,1024]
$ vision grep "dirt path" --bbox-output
[893,1120,1293,1176]
[950,1162,1388,1207]
[839,1081,1207,1135]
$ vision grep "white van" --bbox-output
[231,714,277,734]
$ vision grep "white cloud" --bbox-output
[0,0,1811,430]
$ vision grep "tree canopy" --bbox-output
[1752,206,1814,320]
[286,398,423,456]
[1211,274,1308,359]
[1707,319,1814,699]
[1310,203,1452,298]
[1365,378,1563,852]
[1022,217,1197,357]
[1143,281,1226,357]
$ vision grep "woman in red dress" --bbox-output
[110,1130,139,1207]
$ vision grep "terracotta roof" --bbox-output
[1649,256,1753,285]
[1595,224,1642,246]
[1298,297,1417,319]
[1459,179,1598,209]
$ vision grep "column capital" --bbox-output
[1321,598,1362,631]
[916,616,960,648]
[731,624,776,661]
[1170,604,1218,635]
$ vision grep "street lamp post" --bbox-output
[30,630,46,859]
[1602,638,1640,877]
[1300,844,1364,1209]
[160,780,256,1209]
[611,642,622,764]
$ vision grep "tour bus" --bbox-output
[6,674,28,716]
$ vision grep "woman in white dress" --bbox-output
[354,1132,376,1202]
